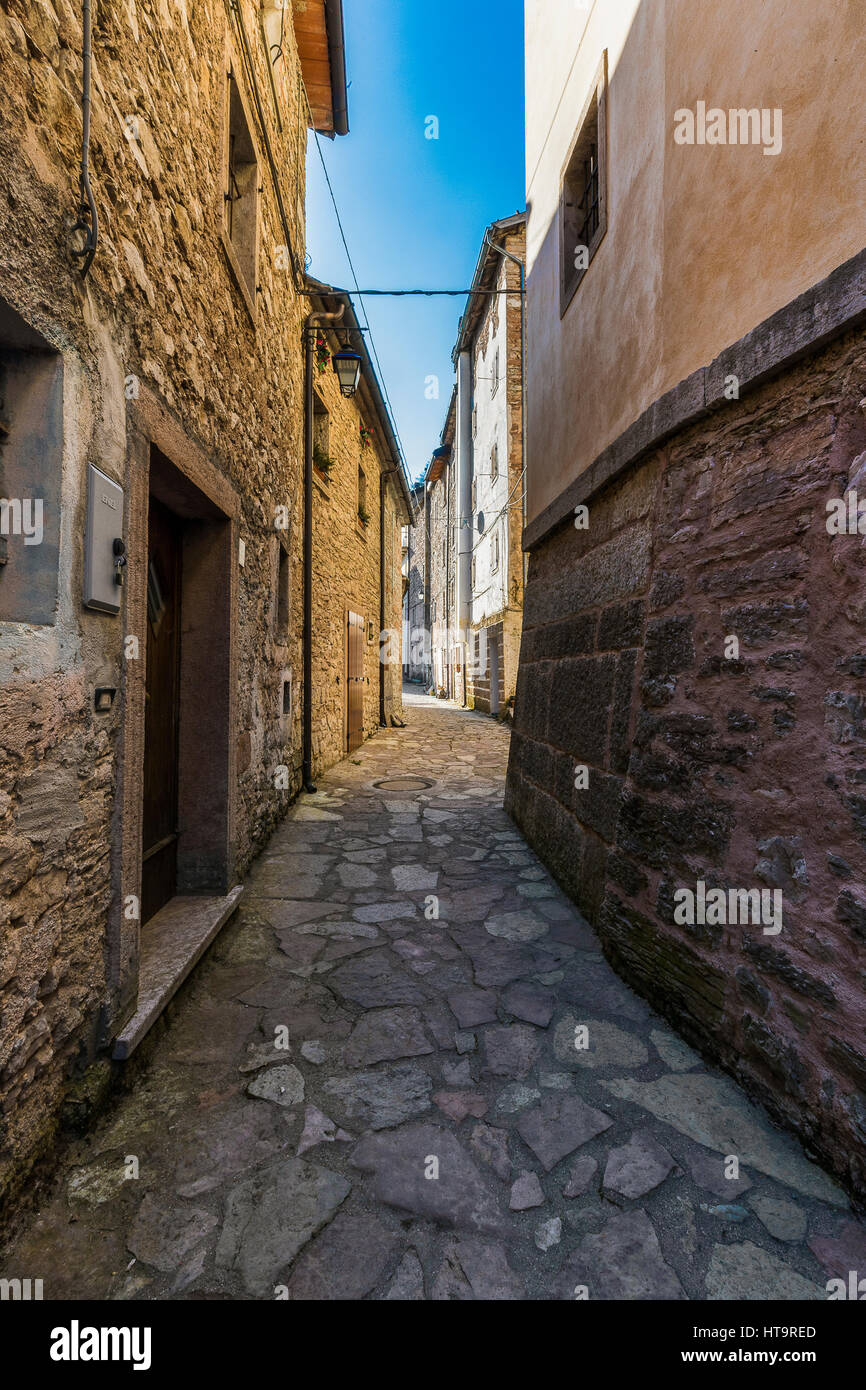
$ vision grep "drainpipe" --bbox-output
[424,482,431,688]
[380,461,407,726]
[405,505,412,682]
[303,303,345,792]
[379,471,386,726]
[444,459,452,699]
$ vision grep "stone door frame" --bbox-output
[105,386,241,1039]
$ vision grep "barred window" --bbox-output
[561,52,608,315]
[224,69,259,303]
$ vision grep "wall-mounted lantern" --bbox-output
[333,349,362,398]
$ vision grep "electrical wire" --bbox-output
[310,128,414,490]
[469,463,527,555]
[319,288,524,296]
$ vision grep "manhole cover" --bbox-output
[373,777,435,792]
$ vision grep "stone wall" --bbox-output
[0,0,311,1209]
[0,0,403,1213]
[507,323,866,1197]
[310,357,405,771]
[470,618,505,715]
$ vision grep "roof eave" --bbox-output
[324,0,349,137]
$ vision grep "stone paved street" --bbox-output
[3,689,865,1300]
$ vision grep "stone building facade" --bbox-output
[306,282,411,768]
[423,216,526,716]
[510,0,866,1196]
[427,394,457,699]
[454,215,525,717]
[0,0,408,1215]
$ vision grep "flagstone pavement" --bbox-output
[3,687,865,1300]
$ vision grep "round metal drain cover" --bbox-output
[373,776,435,792]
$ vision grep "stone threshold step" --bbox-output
[112,886,244,1060]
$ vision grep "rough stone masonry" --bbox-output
[0,0,405,1218]
[507,320,866,1201]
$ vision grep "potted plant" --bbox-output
[358,504,371,527]
[314,333,331,375]
[313,442,335,476]
[360,423,373,451]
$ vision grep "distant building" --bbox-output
[424,214,526,712]
[427,395,458,698]
[453,214,525,715]
[402,481,428,685]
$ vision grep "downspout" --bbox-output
[303,303,345,792]
[444,459,452,699]
[424,482,432,689]
[379,460,407,726]
[379,470,386,726]
[405,506,412,681]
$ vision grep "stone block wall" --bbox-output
[310,361,404,771]
[0,0,370,1210]
[507,323,866,1196]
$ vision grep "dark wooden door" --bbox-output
[346,610,364,754]
[142,496,182,924]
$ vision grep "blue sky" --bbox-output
[306,0,526,485]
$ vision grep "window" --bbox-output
[0,301,62,625]
[560,52,608,315]
[472,404,477,438]
[313,393,332,480]
[471,478,478,512]
[281,673,292,718]
[490,443,499,483]
[491,347,500,395]
[358,463,368,524]
[224,68,259,304]
[275,541,290,643]
[491,530,500,573]
[471,555,477,589]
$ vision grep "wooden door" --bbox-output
[346,610,365,754]
[142,496,182,923]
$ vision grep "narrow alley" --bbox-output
[1,691,861,1301]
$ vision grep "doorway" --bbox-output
[137,443,236,919]
[142,496,182,923]
[489,632,501,716]
[346,609,364,753]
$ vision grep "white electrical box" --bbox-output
[83,464,124,614]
